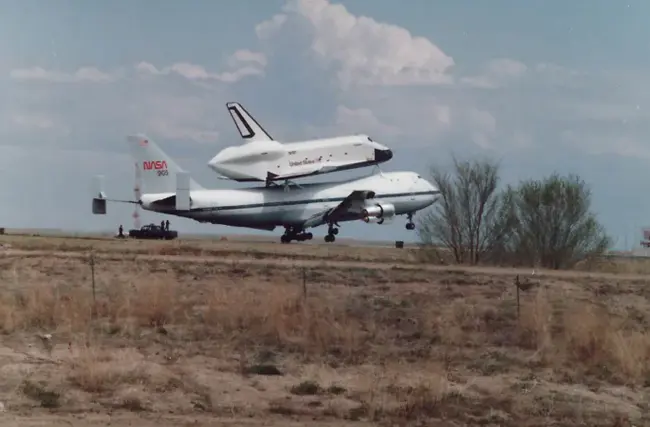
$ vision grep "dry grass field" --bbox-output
[0,233,649,426]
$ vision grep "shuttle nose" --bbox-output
[207,152,227,175]
[374,148,393,163]
[208,150,229,169]
[207,155,219,170]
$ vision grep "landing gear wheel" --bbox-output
[406,213,415,230]
[305,232,313,240]
[325,223,338,243]
[280,234,291,243]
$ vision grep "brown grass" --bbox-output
[0,235,649,426]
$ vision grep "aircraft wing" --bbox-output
[302,190,376,229]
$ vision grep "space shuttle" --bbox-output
[207,102,394,185]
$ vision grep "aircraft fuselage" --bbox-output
[141,171,437,231]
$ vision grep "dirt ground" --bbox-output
[0,234,649,426]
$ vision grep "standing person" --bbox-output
[118,225,123,237]
[160,220,165,230]
[165,220,170,231]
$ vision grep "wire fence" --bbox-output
[77,251,541,324]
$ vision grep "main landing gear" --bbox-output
[280,226,313,244]
[406,213,415,230]
[324,223,339,243]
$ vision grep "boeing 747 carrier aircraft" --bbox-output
[92,135,439,243]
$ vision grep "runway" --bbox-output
[1,228,645,256]
[2,227,420,249]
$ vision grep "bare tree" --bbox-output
[502,173,611,269]
[416,157,508,264]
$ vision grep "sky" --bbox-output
[1,0,649,247]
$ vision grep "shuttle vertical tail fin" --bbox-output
[226,102,274,142]
[126,134,203,194]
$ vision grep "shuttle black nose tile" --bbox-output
[375,148,393,162]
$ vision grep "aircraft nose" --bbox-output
[425,179,440,196]
[418,176,436,191]
[374,148,393,163]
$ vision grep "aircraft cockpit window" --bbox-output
[367,137,374,142]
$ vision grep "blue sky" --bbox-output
[1,0,649,247]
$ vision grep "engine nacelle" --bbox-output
[361,203,396,221]
[363,215,394,225]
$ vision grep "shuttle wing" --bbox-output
[302,190,376,228]
[276,163,332,180]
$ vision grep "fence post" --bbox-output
[89,252,97,317]
[515,275,520,321]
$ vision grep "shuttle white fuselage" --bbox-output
[207,102,393,184]
[208,134,393,183]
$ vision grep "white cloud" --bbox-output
[488,58,527,78]
[229,49,267,67]
[461,58,527,89]
[534,63,582,85]
[9,66,118,83]
[256,14,288,40]
[256,0,455,87]
[138,95,222,143]
[12,54,267,87]
[135,59,264,83]
[133,62,158,75]
[3,113,70,139]
[133,49,267,85]
[3,72,226,144]
[4,50,267,144]
[333,105,401,136]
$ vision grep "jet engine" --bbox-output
[361,203,396,222]
[363,215,394,225]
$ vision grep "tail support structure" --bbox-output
[175,171,191,211]
[92,175,107,214]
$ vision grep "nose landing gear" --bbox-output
[406,213,415,230]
